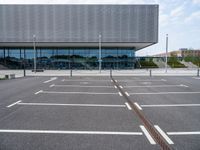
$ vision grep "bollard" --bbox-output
[24,69,26,77]
[70,69,72,77]
[23,64,26,77]
[5,75,9,79]
[110,69,112,77]
[197,68,200,77]
[149,69,152,77]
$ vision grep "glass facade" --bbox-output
[0,48,136,69]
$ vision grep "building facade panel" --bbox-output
[0,5,158,45]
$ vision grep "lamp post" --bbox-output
[165,34,168,73]
[99,34,102,73]
[33,34,36,73]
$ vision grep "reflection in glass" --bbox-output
[0,48,135,69]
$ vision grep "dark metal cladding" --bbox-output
[0,5,158,49]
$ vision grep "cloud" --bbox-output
[159,13,169,26]
[193,0,200,4]
[170,5,184,17]
[185,11,200,22]
[159,4,185,26]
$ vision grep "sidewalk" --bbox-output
[1,68,200,77]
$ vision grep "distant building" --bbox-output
[153,52,171,57]
[153,49,200,57]
[181,49,200,57]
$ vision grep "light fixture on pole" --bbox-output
[98,34,102,73]
[165,34,168,73]
[33,34,36,73]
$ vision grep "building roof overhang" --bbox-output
[0,42,155,51]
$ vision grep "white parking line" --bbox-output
[129,91,200,95]
[154,125,174,144]
[119,86,123,89]
[114,85,117,89]
[180,84,189,87]
[140,125,156,145]
[125,92,130,96]
[40,91,118,95]
[18,102,126,108]
[134,102,142,110]
[51,85,114,88]
[7,100,22,108]
[43,77,57,83]
[193,77,200,80]
[125,102,132,110]
[167,131,200,135]
[125,84,188,88]
[35,90,43,95]
[0,129,143,135]
[49,84,55,87]
[118,92,122,96]
[141,104,200,108]
[63,80,111,82]
[118,79,166,82]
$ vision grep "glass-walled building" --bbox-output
[0,5,158,70]
[0,48,135,69]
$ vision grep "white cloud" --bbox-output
[185,11,200,22]
[159,4,185,26]
[193,0,200,4]
[159,13,169,26]
[170,5,184,17]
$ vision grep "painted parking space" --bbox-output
[115,76,200,149]
[60,79,114,86]
[129,94,200,105]
[2,76,200,149]
[0,76,161,150]
[24,94,126,105]
[0,133,160,150]
[0,106,142,132]
[46,85,118,93]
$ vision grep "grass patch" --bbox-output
[0,77,6,80]
[184,56,200,67]
[139,58,158,68]
[168,57,186,68]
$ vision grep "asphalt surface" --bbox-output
[115,76,200,150]
[0,76,200,149]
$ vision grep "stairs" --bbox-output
[153,58,170,68]
[181,60,198,68]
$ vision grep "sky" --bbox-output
[0,0,200,56]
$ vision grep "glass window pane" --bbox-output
[0,49,4,58]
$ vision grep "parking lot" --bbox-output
[0,76,200,150]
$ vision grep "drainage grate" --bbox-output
[111,77,174,150]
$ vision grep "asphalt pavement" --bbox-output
[0,76,200,149]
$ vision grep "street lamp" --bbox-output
[33,34,36,73]
[98,34,102,73]
[165,34,168,73]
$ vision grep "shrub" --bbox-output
[168,57,186,68]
